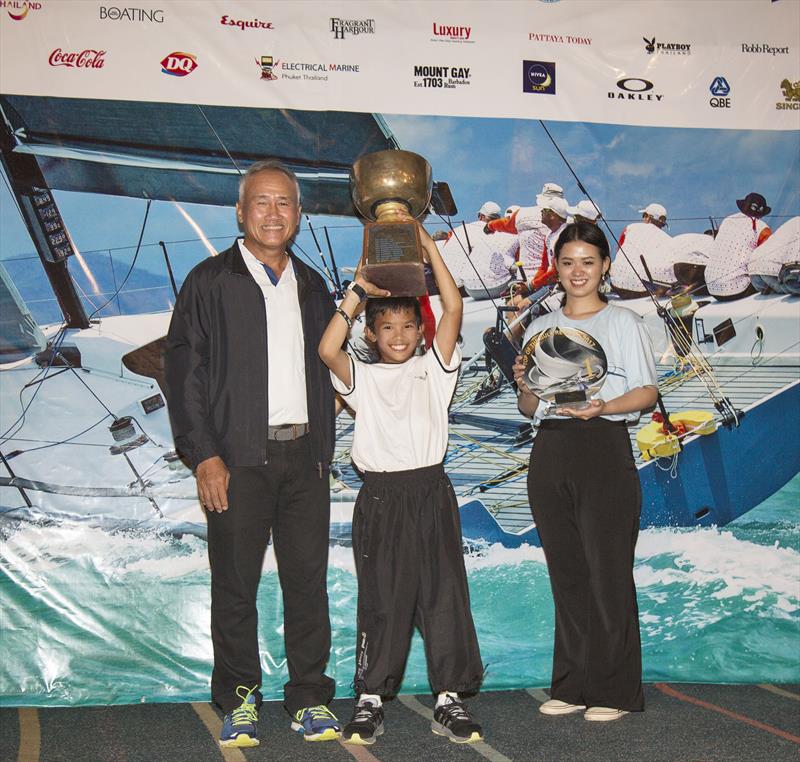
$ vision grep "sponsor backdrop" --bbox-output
[0,1,799,707]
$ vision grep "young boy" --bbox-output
[318,218,484,745]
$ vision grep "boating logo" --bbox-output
[161,52,197,77]
[256,55,278,80]
[741,42,789,55]
[529,32,591,45]
[523,60,556,94]
[777,78,800,110]
[330,17,375,39]
[413,65,471,89]
[643,36,691,55]
[431,22,473,43]
[99,6,163,22]
[48,48,106,68]
[3,1,42,20]
[709,76,731,109]
[220,14,273,31]
[609,78,664,102]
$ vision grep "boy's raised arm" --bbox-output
[419,222,462,365]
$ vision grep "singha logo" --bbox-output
[781,78,800,101]
[643,37,656,54]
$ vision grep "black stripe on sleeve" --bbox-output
[431,341,459,374]
[337,354,356,396]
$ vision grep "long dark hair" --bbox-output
[553,222,611,302]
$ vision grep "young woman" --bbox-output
[513,222,658,722]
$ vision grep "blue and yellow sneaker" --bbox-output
[219,685,259,748]
[290,705,341,741]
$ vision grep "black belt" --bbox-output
[267,422,310,441]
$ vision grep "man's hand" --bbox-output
[355,273,391,298]
[196,455,230,512]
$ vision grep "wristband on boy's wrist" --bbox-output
[335,307,353,329]
[346,280,367,303]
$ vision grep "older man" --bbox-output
[164,160,340,747]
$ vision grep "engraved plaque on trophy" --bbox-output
[350,149,433,297]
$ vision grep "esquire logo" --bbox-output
[609,78,664,102]
[99,6,163,22]
[413,65,471,88]
[643,36,691,55]
[709,76,731,109]
[522,60,556,94]
[220,14,273,31]
[777,78,800,110]
[742,43,789,55]
[161,52,197,77]
[330,17,374,39]
[431,23,473,43]
[529,32,591,45]
[49,48,105,68]
[2,0,42,21]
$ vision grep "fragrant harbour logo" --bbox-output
[330,17,375,39]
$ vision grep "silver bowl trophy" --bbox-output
[350,149,433,297]
[521,326,608,410]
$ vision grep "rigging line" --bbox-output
[5,413,112,457]
[87,199,152,321]
[195,105,244,177]
[290,238,331,280]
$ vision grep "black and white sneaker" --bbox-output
[342,700,384,745]
[431,696,483,744]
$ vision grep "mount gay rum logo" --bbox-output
[161,51,197,76]
[48,48,106,68]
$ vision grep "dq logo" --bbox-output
[160,51,197,77]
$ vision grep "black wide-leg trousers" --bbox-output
[528,418,644,712]
[206,435,335,714]
[352,464,484,698]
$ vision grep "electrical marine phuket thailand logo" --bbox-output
[529,32,591,46]
[413,65,471,89]
[99,6,163,22]
[709,76,731,109]
[257,55,278,80]
[609,78,664,102]
[2,0,42,20]
[643,36,691,55]
[48,48,106,68]
[330,17,375,39]
[220,14,273,31]
[263,56,361,82]
[430,22,473,44]
[777,78,800,110]
[522,60,556,95]
[161,52,197,77]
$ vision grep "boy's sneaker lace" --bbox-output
[342,700,385,745]
[219,685,259,748]
[431,696,483,744]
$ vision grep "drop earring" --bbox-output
[599,271,611,295]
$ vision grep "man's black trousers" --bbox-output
[206,434,335,714]
[352,463,484,698]
[528,418,644,713]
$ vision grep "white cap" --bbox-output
[539,196,569,219]
[478,201,501,217]
[567,200,602,221]
[541,182,564,198]
[505,204,521,216]
[638,202,667,219]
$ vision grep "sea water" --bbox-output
[1,474,798,706]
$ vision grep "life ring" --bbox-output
[636,410,717,461]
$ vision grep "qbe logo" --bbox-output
[161,52,197,77]
[709,76,731,109]
[523,60,556,94]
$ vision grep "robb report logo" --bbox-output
[330,17,375,39]
[522,60,556,94]
[742,43,790,55]
[643,36,691,55]
[431,23,473,43]
[48,48,105,68]
[709,76,731,109]
[529,32,591,45]
[220,14,273,31]
[161,52,197,76]
[99,6,163,22]
[609,78,664,102]
[277,59,360,82]
[413,65,471,89]
[777,78,800,110]
[3,1,42,21]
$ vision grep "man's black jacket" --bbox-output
[163,241,336,472]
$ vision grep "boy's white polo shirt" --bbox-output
[331,338,461,473]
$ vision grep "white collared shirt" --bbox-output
[238,240,308,425]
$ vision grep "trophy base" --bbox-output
[554,390,589,408]
[361,262,427,297]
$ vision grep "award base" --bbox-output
[362,219,427,297]
[554,389,590,409]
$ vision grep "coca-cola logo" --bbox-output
[160,51,197,77]
[48,48,106,68]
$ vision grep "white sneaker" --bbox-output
[584,707,629,722]
[539,699,586,716]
